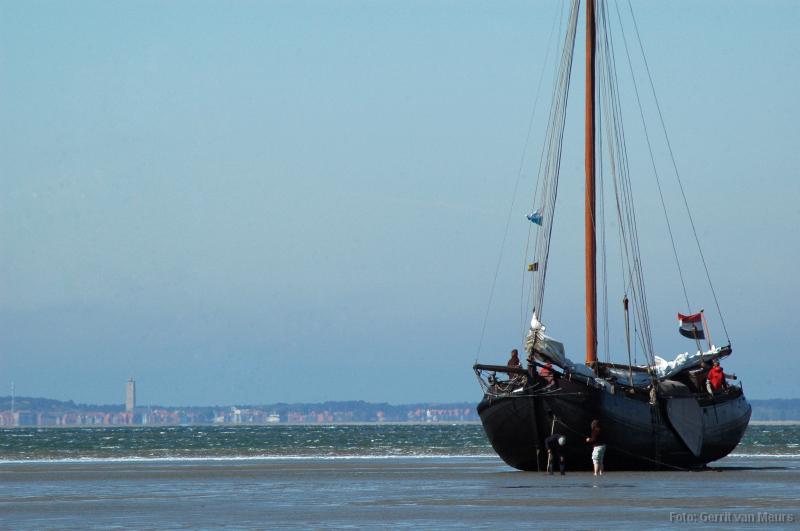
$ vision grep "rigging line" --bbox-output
[609,130,654,366]
[603,50,634,363]
[520,223,535,339]
[608,93,656,361]
[613,0,691,313]
[598,8,631,320]
[532,0,574,223]
[530,19,566,319]
[599,8,639,345]
[598,1,655,363]
[520,33,561,336]
[597,1,611,363]
[625,270,650,362]
[606,131,652,361]
[598,96,609,363]
[604,8,658,361]
[603,102,640,347]
[606,43,657,361]
[598,6,657,364]
[601,33,628,364]
[520,0,565,333]
[625,0,730,342]
[537,35,576,316]
[476,1,568,360]
[523,0,564,214]
[531,0,580,319]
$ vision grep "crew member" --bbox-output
[706,359,736,395]
[544,433,567,475]
[539,361,555,386]
[585,419,606,476]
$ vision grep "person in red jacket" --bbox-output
[706,359,737,395]
[539,361,555,387]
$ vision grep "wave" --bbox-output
[0,454,499,465]
[726,453,800,458]
[1,452,798,465]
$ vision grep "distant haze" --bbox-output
[1,1,798,405]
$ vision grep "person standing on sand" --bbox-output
[585,419,605,476]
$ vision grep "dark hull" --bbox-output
[477,376,751,471]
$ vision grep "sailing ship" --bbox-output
[472,0,750,471]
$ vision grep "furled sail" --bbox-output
[524,313,566,366]
[653,347,724,379]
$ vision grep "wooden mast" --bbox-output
[585,0,598,366]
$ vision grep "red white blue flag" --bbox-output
[677,312,705,340]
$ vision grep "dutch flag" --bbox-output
[677,312,705,340]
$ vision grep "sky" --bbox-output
[1,0,798,406]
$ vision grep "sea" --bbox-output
[1,423,798,529]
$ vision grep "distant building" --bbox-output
[126,378,136,412]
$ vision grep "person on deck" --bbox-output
[544,433,567,475]
[526,352,536,378]
[507,349,521,372]
[706,359,736,395]
[585,419,605,476]
[539,361,555,387]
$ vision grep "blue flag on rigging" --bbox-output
[526,210,543,226]
[677,312,705,340]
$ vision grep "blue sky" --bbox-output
[1,0,798,405]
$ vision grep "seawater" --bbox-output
[0,423,797,461]
[0,424,798,529]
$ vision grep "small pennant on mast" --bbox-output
[526,210,543,226]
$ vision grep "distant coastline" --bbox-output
[0,397,477,427]
[0,397,797,427]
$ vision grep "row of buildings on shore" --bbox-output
[0,380,479,426]
[0,405,477,427]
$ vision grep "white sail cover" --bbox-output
[524,314,596,377]
[524,313,566,366]
[652,346,724,379]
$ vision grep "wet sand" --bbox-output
[1,456,798,529]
